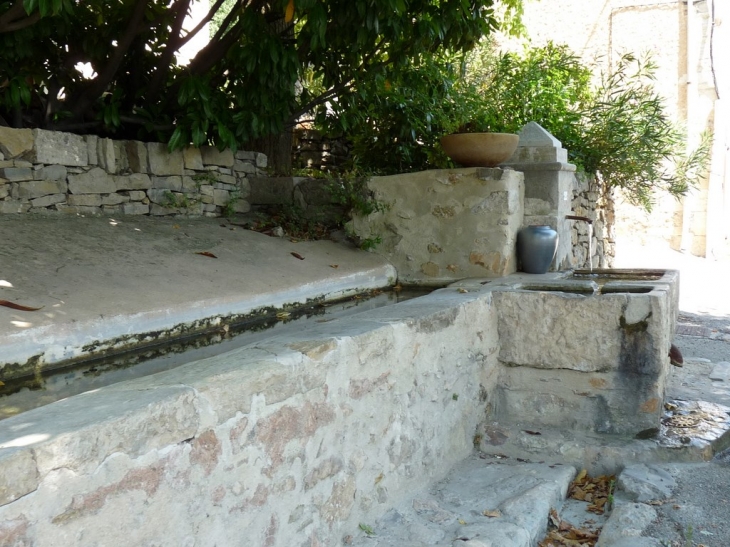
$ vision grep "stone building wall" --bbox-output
[0,127,264,217]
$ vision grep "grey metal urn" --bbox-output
[516,225,558,274]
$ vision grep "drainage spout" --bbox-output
[565,215,593,224]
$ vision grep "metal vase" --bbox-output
[516,225,559,274]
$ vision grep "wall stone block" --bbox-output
[114,173,152,191]
[201,146,234,167]
[33,165,67,181]
[86,135,98,166]
[213,189,230,206]
[0,127,33,159]
[0,167,33,182]
[148,143,183,176]
[13,179,67,200]
[233,160,256,174]
[68,194,103,207]
[0,202,30,213]
[183,147,204,169]
[68,168,116,194]
[33,129,88,166]
[151,176,183,191]
[97,138,116,172]
[101,193,129,206]
[126,141,148,173]
[30,194,66,208]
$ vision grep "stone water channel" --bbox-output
[0,288,431,419]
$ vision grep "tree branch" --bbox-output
[65,0,149,121]
[177,0,228,50]
[147,0,191,100]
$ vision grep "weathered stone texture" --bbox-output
[349,168,524,284]
[148,143,183,176]
[13,179,67,200]
[200,146,234,167]
[0,450,38,506]
[68,168,116,194]
[33,129,88,166]
[0,127,33,159]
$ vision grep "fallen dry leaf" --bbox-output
[482,509,502,518]
[291,252,305,260]
[276,312,291,320]
[329,264,339,269]
[0,300,42,311]
[458,518,467,525]
[523,430,542,435]
[195,251,217,258]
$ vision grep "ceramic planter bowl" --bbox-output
[440,132,519,167]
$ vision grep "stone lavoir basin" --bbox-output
[484,268,679,436]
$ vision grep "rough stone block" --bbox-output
[29,194,65,208]
[148,142,183,176]
[33,165,67,182]
[0,126,33,159]
[200,146,234,167]
[183,147,204,170]
[0,201,30,213]
[33,129,88,166]
[213,188,229,206]
[0,167,33,182]
[617,464,676,502]
[68,167,116,194]
[114,173,152,191]
[147,188,173,205]
[86,135,98,166]
[13,179,67,200]
[124,190,147,201]
[125,141,148,173]
[234,150,256,161]
[101,193,129,205]
[151,176,183,191]
[122,202,150,215]
[0,184,8,199]
[233,160,256,174]
[97,138,115,172]
[232,199,251,213]
[68,194,103,207]
[102,204,123,214]
[255,152,268,168]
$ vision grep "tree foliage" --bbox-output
[0,0,521,154]
[325,41,709,210]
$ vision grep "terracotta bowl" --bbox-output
[440,132,519,167]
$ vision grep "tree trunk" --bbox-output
[246,127,293,175]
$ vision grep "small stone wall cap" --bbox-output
[517,122,563,148]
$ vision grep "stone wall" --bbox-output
[292,128,350,172]
[349,167,525,285]
[568,173,616,269]
[0,288,501,547]
[0,127,263,217]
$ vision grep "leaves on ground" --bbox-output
[482,509,502,518]
[0,300,42,311]
[195,251,217,258]
[538,470,615,547]
[291,252,305,260]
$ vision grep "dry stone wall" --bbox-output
[569,173,615,269]
[0,127,263,217]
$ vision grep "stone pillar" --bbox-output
[502,122,576,270]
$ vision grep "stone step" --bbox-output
[348,455,576,547]
[475,398,730,476]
